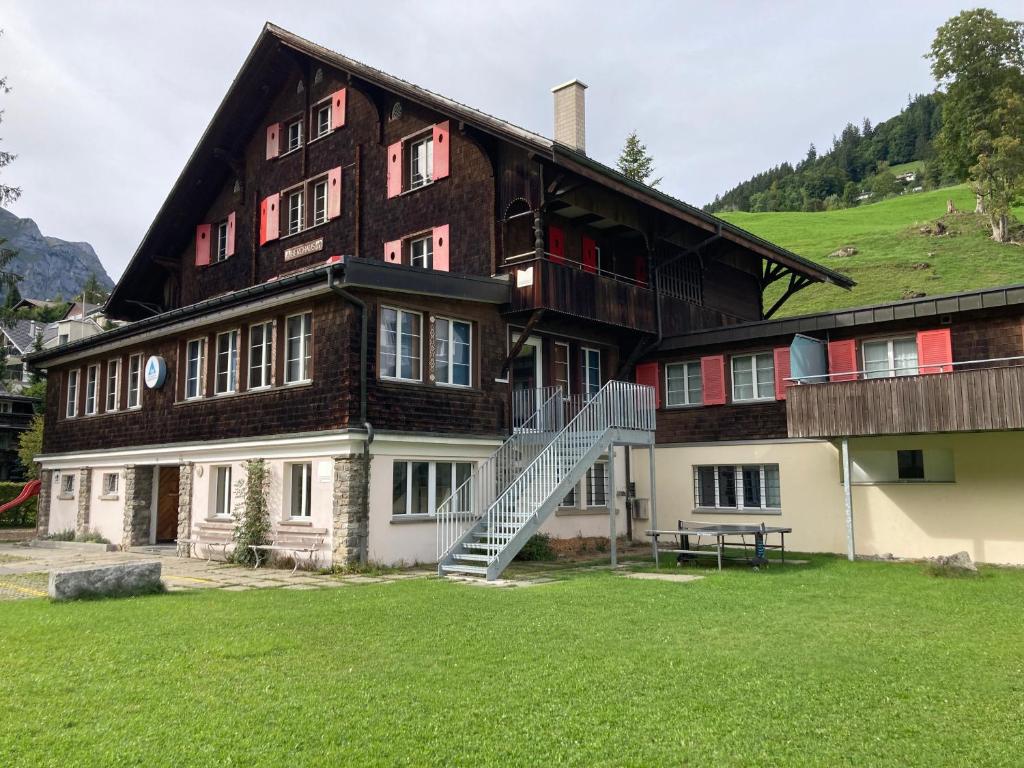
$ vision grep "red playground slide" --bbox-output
[0,479,41,517]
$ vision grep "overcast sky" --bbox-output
[0,0,1019,280]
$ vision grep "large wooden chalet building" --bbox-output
[30,25,1024,574]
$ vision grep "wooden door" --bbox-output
[156,467,179,543]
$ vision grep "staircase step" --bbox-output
[440,563,488,577]
[453,553,490,563]
[463,542,502,551]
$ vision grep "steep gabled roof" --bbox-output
[108,23,853,317]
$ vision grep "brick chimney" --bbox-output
[551,79,587,153]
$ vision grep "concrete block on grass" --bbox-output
[49,561,164,601]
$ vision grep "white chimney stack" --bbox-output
[551,79,588,153]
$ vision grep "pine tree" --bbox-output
[616,131,662,187]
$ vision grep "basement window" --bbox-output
[289,463,312,518]
[60,474,75,498]
[694,464,781,512]
[392,460,473,517]
[102,472,119,498]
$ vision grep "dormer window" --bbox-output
[409,135,433,190]
[314,103,331,139]
[286,119,303,153]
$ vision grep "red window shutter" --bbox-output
[266,123,281,160]
[386,141,402,199]
[634,253,649,286]
[259,193,280,245]
[917,328,953,374]
[773,346,792,400]
[195,224,211,267]
[548,225,565,264]
[226,212,236,257]
[432,225,450,272]
[432,121,450,180]
[582,236,598,274]
[701,355,727,405]
[327,167,342,220]
[331,89,346,130]
[828,339,858,382]
[384,239,402,264]
[635,361,660,408]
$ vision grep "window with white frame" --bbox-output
[248,321,274,389]
[313,101,331,139]
[312,179,328,226]
[215,330,239,394]
[287,188,304,235]
[214,466,232,518]
[185,338,206,399]
[586,461,608,507]
[731,353,775,402]
[391,460,473,516]
[665,361,702,407]
[409,135,433,189]
[554,342,570,396]
[127,354,142,409]
[61,474,75,496]
[410,235,433,268]
[286,119,302,152]
[862,337,918,379]
[694,464,781,510]
[102,472,119,497]
[66,369,79,418]
[380,307,422,381]
[434,318,471,387]
[583,347,602,398]
[85,365,98,415]
[289,463,312,518]
[285,313,312,384]
[215,220,229,262]
[106,359,120,412]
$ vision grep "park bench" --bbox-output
[179,521,236,562]
[249,527,327,573]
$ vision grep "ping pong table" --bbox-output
[645,521,792,570]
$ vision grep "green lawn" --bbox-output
[722,184,1024,316]
[2,555,1023,766]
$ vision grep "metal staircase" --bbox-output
[436,380,656,580]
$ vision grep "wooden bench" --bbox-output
[249,528,327,573]
[189,522,236,562]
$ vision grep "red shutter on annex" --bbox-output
[701,355,727,405]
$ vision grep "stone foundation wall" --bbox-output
[76,467,92,536]
[121,465,154,550]
[177,463,194,547]
[332,455,368,566]
[36,469,53,536]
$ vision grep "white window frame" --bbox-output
[288,462,313,519]
[214,329,239,395]
[66,369,80,418]
[213,465,232,518]
[248,321,274,390]
[409,234,433,268]
[434,317,472,388]
[127,354,142,409]
[408,135,434,190]
[102,472,119,497]
[582,347,602,398]
[106,358,120,412]
[287,188,305,236]
[380,306,422,383]
[554,341,571,396]
[286,118,303,152]
[60,474,75,497]
[84,364,99,415]
[391,459,474,517]
[862,336,919,380]
[585,460,609,508]
[215,220,228,262]
[311,178,328,226]
[313,101,331,140]
[665,361,702,408]
[730,352,775,402]
[284,312,312,385]
[693,464,782,511]
[185,337,206,400]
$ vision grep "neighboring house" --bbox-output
[25,25,1024,575]
[11,298,64,314]
[1,318,49,389]
[47,303,108,350]
[0,381,37,481]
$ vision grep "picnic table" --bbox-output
[646,521,792,570]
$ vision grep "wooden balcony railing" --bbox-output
[786,364,1024,438]
[507,256,656,333]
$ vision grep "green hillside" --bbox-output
[722,185,1024,317]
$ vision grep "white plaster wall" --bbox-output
[542,448,627,540]
[89,467,124,545]
[48,470,78,534]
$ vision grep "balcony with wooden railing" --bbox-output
[786,358,1024,438]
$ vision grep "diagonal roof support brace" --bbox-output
[764,274,813,319]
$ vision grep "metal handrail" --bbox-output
[481,380,656,564]
[436,387,565,560]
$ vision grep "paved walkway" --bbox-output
[0,544,431,601]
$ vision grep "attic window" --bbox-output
[286,120,303,153]
[390,102,403,121]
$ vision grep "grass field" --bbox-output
[2,555,1023,766]
[722,184,1024,316]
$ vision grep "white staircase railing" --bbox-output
[436,387,565,560]
[481,380,655,564]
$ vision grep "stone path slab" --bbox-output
[623,572,705,584]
